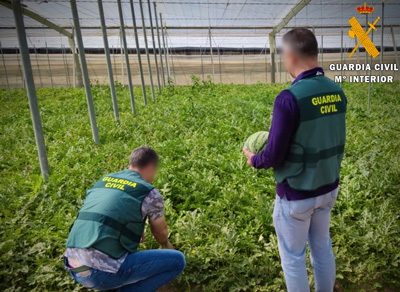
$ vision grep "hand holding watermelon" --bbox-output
[242,147,254,166]
[242,131,269,166]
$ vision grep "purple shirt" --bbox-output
[251,67,339,200]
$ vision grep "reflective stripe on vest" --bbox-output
[77,211,142,243]
[286,144,345,164]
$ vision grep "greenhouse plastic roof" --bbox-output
[0,0,399,48]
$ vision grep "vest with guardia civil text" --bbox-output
[273,75,346,191]
[67,169,154,259]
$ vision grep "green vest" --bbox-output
[274,75,347,191]
[67,169,154,259]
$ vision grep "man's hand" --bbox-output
[242,147,255,166]
[165,240,175,250]
[158,240,175,250]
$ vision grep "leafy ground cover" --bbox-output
[0,78,399,292]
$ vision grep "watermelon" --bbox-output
[244,131,269,154]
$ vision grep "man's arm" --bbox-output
[149,216,174,249]
[142,189,174,249]
[245,90,300,169]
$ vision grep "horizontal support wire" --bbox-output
[18,0,400,4]
[1,25,399,30]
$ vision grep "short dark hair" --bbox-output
[129,146,159,168]
[282,28,318,58]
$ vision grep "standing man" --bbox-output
[243,29,346,292]
[64,146,185,292]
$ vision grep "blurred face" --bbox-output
[140,162,158,183]
[282,42,298,78]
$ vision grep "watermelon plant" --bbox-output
[0,80,399,292]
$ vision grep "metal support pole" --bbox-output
[276,48,280,83]
[98,0,119,123]
[147,0,161,94]
[0,41,12,101]
[129,0,147,104]
[33,46,43,88]
[45,42,53,88]
[390,26,399,87]
[265,44,268,83]
[340,30,343,87]
[160,14,170,82]
[117,0,136,113]
[270,55,276,83]
[12,0,49,179]
[154,3,165,87]
[269,34,276,83]
[208,28,214,82]
[62,45,70,87]
[112,45,117,78]
[16,46,24,88]
[64,45,71,86]
[139,0,155,101]
[13,46,18,86]
[218,45,222,83]
[169,40,176,83]
[321,35,324,70]
[380,3,384,77]
[71,29,76,88]
[242,45,245,84]
[165,24,172,81]
[200,45,204,80]
[67,33,83,87]
[120,28,124,86]
[65,45,71,86]
[319,35,321,64]
[72,46,76,88]
[70,0,100,143]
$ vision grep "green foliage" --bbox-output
[0,80,399,292]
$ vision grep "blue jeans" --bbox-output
[273,188,338,292]
[65,249,185,292]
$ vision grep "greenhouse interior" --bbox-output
[0,0,399,291]
[0,0,399,87]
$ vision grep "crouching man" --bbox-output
[64,146,185,292]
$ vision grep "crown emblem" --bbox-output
[357,2,374,14]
